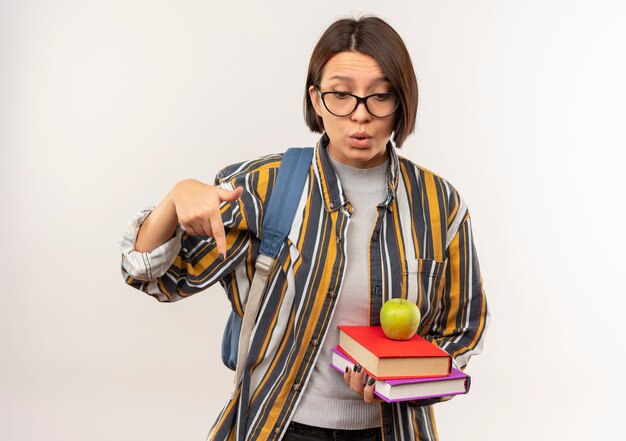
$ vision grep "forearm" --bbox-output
[135,190,179,253]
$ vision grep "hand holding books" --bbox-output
[333,326,470,403]
[343,361,382,404]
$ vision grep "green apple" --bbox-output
[380,298,421,340]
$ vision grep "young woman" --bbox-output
[121,16,489,441]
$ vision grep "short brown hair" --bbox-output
[304,16,418,147]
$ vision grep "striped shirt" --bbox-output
[120,135,490,441]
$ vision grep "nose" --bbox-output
[350,100,372,123]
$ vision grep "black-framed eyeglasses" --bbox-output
[316,87,399,118]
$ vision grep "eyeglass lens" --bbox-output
[322,92,398,117]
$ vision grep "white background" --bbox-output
[2,1,625,440]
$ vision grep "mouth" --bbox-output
[350,132,372,140]
[349,132,373,148]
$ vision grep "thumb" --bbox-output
[216,186,244,202]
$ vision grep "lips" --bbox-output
[351,132,371,140]
[350,132,372,148]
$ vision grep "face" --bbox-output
[309,51,395,169]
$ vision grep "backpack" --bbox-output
[220,147,314,390]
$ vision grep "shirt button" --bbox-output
[274,427,281,435]
[328,291,336,299]
[293,384,301,391]
[329,201,335,209]
[311,339,319,347]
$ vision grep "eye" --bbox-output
[332,92,352,100]
[373,93,393,102]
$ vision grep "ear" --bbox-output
[308,85,323,117]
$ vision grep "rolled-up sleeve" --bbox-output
[120,206,184,282]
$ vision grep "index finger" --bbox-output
[208,207,227,259]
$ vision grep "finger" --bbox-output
[208,186,242,258]
[184,225,199,236]
[197,222,213,238]
[216,186,244,202]
[363,377,379,404]
[208,209,227,258]
[183,218,211,238]
[350,365,365,394]
[343,366,351,385]
[198,219,214,238]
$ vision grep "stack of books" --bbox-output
[331,325,471,403]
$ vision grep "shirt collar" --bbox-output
[312,133,400,212]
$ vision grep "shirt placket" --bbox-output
[272,207,349,440]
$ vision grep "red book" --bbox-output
[338,325,452,379]
[330,346,470,403]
